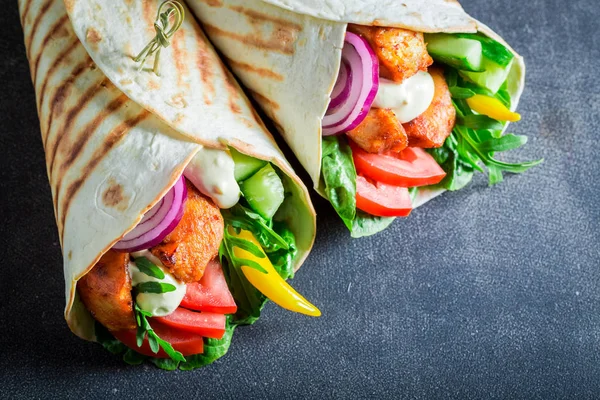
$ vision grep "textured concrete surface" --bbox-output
[1,0,599,399]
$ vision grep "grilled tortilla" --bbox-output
[186,0,525,207]
[18,0,316,340]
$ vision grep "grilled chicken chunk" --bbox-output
[403,67,455,148]
[348,24,433,83]
[347,108,408,154]
[151,181,224,283]
[77,250,136,331]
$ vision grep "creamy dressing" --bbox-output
[372,71,435,123]
[184,146,240,209]
[129,250,186,316]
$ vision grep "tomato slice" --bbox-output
[180,259,237,314]
[350,141,446,187]
[111,319,204,358]
[356,175,412,217]
[153,308,226,339]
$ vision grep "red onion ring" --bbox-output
[328,60,352,110]
[322,32,379,136]
[113,176,187,252]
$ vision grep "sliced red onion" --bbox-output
[328,61,352,110]
[113,176,187,252]
[322,32,379,136]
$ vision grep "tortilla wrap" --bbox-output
[187,0,525,207]
[19,0,316,340]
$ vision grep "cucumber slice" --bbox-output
[425,34,484,72]
[454,33,514,68]
[230,148,267,182]
[239,164,284,220]
[460,57,514,94]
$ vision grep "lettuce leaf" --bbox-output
[179,318,236,370]
[321,135,356,230]
[320,136,395,237]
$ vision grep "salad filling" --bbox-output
[78,148,319,370]
[320,25,541,237]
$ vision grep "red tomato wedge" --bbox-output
[153,308,226,339]
[350,141,446,187]
[180,259,237,314]
[356,175,412,217]
[111,319,204,358]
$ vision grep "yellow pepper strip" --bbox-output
[229,227,321,317]
[466,94,521,122]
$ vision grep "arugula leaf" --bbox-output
[457,114,504,130]
[180,317,236,370]
[449,86,476,99]
[428,135,475,191]
[136,282,177,294]
[221,205,289,252]
[266,221,297,280]
[134,304,186,362]
[321,135,357,230]
[134,257,165,279]
[478,133,527,153]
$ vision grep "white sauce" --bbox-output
[184,146,240,209]
[372,71,435,123]
[129,250,186,316]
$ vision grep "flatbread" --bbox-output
[188,0,525,208]
[19,0,316,339]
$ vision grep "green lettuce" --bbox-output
[219,204,297,325]
[321,135,395,238]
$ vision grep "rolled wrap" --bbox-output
[18,0,316,340]
[186,0,525,207]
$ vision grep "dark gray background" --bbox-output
[1,0,598,398]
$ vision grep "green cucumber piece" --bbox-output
[425,33,484,72]
[460,57,514,94]
[454,33,514,68]
[239,164,284,220]
[230,148,267,182]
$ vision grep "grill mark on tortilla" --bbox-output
[247,88,280,111]
[203,23,296,56]
[191,22,214,104]
[219,63,242,115]
[171,30,189,90]
[198,0,223,6]
[57,93,129,181]
[31,14,70,89]
[222,56,283,81]
[59,110,151,239]
[53,92,128,219]
[142,0,155,37]
[38,38,81,126]
[229,6,303,31]
[43,57,91,151]
[20,0,33,29]
[48,76,107,184]
[25,0,54,62]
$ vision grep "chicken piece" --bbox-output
[77,250,136,331]
[347,108,408,153]
[348,24,433,83]
[151,181,224,283]
[403,67,455,148]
